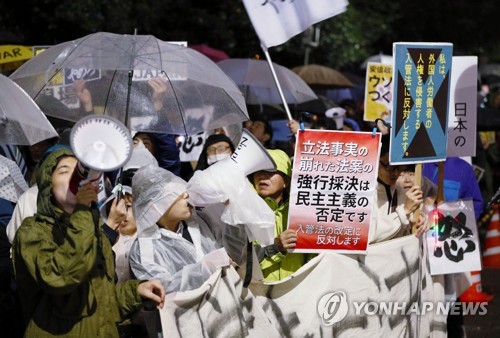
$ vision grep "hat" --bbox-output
[204,134,235,152]
[266,149,291,177]
[325,107,346,130]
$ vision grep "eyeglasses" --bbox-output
[207,145,231,155]
[379,161,407,172]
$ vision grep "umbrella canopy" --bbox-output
[360,53,393,69]
[0,73,58,145]
[189,44,229,63]
[292,64,353,88]
[0,154,29,202]
[10,32,248,136]
[295,95,338,114]
[217,58,318,105]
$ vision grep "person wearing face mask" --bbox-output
[194,134,235,171]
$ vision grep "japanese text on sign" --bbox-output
[288,130,381,254]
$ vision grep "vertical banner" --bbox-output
[390,42,453,164]
[425,199,481,275]
[363,62,393,122]
[447,56,478,157]
[288,130,381,254]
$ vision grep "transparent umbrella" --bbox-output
[217,58,318,105]
[10,32,248,135]
[0,154,29,202]
[0,73,58,145]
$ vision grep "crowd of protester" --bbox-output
[0,71,498,337]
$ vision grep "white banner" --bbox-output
[160,235,446,337]
[243,0,348,49]
[447,56,478,157]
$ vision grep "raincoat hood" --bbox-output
[266,149,291,177]
[36,147,75,219]
[132,164,187,238]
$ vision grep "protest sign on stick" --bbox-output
[288,129,380,254]
[390,42,453,165]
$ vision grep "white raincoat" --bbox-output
[129,165,236,293]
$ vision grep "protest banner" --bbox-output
[364,62,393,122]
[425,199,482,275]
[160,235,447,338]
[390,42,453,164]
[288,129,380,253]
[446,56,478,157]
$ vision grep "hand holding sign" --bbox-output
[404,185,424,216]
[276,229,298,253]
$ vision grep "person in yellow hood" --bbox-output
[252,149,312,281]
[12,147,165,337]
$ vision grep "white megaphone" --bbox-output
[227,128,276,175]
[69,115,133,201]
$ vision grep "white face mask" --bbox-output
[207,152,230,165]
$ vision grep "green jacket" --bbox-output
[259,198,311,282]
[12,148,143,337]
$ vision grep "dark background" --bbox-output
[1,0,498,74]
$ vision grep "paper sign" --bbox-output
[446,56,477,157]
[390,42,453,164]
[364,62,393,122]
[288,130,381,254]
[426,199,481,275]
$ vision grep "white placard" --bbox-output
[447,56,478,157]
[426,199,481,275]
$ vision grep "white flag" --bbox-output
[243,0,349,49]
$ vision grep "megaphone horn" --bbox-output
[228,128,276,176]
[69,115,133,197]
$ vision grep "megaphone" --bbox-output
[227,128,276,175]
[69,115,133,199]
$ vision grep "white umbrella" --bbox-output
[0,73,58,145]
[0,154,29,203]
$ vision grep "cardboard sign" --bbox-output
[390,42,453,164]
[288,130,381,254]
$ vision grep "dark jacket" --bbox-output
[136,132,181,177]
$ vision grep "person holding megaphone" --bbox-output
[12,147,165,337]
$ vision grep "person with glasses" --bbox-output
[370,135,424,243]
[194,134,235,171]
